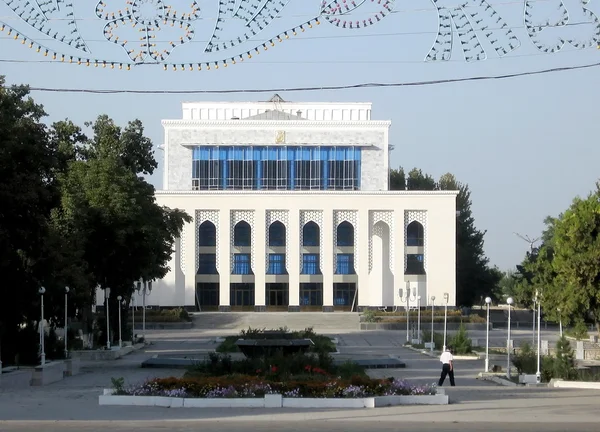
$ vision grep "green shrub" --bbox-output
[512,342,537,374]
[449,323,472,354]
[362,309,378,323]
[567,320,589,340]
[553,335,577,380]
[421,329,444,350]
[215,327,336,354]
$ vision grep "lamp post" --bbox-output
[430,295,436,352]
[39,287,46,366]
[131,293,136,343]
[485,296,492,372]
[117,296,123,348]
[507,297,514,380]
[536,292,541,384]
[532,297,536,346]
[137,279,153,339]
[405,281,410,342]
[64,287,70,359]
[557,307,563,337]
[105,288,111,350]
[443,292,449,351]
[417,295,422,344]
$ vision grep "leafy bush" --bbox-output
[552,336,577,380]
[129,308,191,323]
[468,314,486,324]
[513,336,578,382]
[449,323,472,354]
[362,309,379,323]
[421,329,444,350]
[512,342,537,374]
[567,320,589,340]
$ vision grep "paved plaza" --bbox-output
[1,320,598,432]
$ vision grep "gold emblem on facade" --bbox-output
[275,130,286,144]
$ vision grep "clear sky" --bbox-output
[1,0,599,271]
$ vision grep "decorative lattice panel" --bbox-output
[265,210,290,272]
[404,210,427,272]
[369,211,395,273]
[300,210,324,272]
[231,210,255,272]
[333,210,359,273]
[196,210,220,272]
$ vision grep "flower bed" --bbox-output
[100,376,447,408]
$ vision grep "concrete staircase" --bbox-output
[191,312,360,332]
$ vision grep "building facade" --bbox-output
[135,95,457,311]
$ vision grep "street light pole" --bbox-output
[39,287,46,366]
[507,297,514,380]
[557,307,563,337]
[105,288,111,350]
[532,298,536,346]
[430,296,436,352]
[443,292,449,351]
[485,296,492,372]
[131,293,135,343]
[417,295,422,344]
[117,296,123,348]
[405,281,410,343]
[537,296,541,383]
[64,287,70,359]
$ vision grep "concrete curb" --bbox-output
[477,373,518,387]
[99,391,449,408]
[549,379,600,389]
[70,342,146,361]
[405,346,479,360]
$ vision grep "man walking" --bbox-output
[438,346,455,386]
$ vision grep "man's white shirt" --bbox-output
[440,351,453,364]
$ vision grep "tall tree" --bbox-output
[390,168,499,306]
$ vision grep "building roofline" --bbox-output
[155,190,459,196]
[180,101,373,107]
[161,120,391,127]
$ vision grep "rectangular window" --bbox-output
[233,254,251,275]
[261,160,287,190]
[405,254,425,275]
[267,253,287,275]
[300,283,323,307]
[334,283,356,307]
[336,254,355,275]
[301,254,320,275]
[197,254,218,274]
[192,158,220,190]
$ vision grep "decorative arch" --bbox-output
[233,221,251,247]
[336,221,355,247]
[406,221,424,247]
[300,210,324,273]
[333,210,359,273]
[198,221,217,247]
[303,221,320,247]
[268,221,286,247]
[369,210,394,273]
[196,210,220,272]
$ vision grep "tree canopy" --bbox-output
[390,167,501,306]
[514,184,600,332]
[0,76,189,363]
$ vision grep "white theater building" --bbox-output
[146,95,457,312]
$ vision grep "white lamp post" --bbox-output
[532,297,536,346]
[39,287,46,367]
[417,295,422,344]
[105,288,111,350]
[557,307,563,337]
[507,297,514,380]
[405,282,410,342]
[536,292,541,384]
[131,292,136,343]
[443,292,449,351]
[137,279,152,339]
[430,295,436,352]
[117,295,123,348]
[485,296,492,372]
[64,286,70,359]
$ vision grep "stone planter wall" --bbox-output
[31,361,66,386]
[70,343,145,361]
[99,391,449,408]
[0,368,33,388]
[130,322,193,330]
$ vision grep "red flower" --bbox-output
[256,369,262,374]
[304,365,312,372]
[271,366,278,373]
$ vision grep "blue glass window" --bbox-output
[406,221,424,247]
[234,221,251,247]
[267,254,287,275]
[268,222,286,247]
[334,283,356,306]
[303,222,319,246]
[406,254,425,275]
[302,254,320,275]
[336,222,354,247]
[197,254,218,274]
[300,283,322,306]
[191,146,361,191]
[198,221,216,247]
[233,254,251,274]
[336,254,355,274]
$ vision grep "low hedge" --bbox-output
[215,327,336,354]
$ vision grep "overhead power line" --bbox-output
[21,61,600,95]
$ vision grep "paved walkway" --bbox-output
[1,328,599,430]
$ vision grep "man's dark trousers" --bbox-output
[438,363,455,386]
